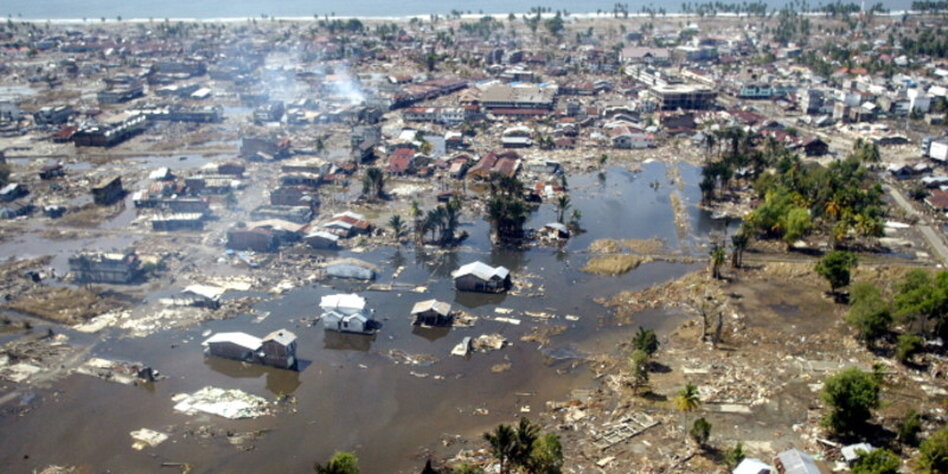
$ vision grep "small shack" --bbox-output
[202,332,262,362]
[260,330,298,369]
[452,261,511,293]
[411,299,452,326]
[320,293,375,334]
[304,230,339,250]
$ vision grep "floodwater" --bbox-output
[0,162,719,473]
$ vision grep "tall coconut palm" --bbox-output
[731,232,749,268]
[484,424,516,474]
[555,195,571,223]
[388,214,404,239]
[674,383,701,413]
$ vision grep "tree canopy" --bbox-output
[820,367,880,434]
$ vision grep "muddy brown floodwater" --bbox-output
[0,162,729,473]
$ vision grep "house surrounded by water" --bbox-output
[320,293,375,334]
[411,299,452,326]
[452,261,511,293]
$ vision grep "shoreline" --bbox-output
[6,10,918,25]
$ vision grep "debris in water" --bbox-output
[130,428,169,450]
[172,387,269,419]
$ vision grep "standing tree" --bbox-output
[361,166,385,200]
[527,433,564,474]
[629,349,650,394]
[781,207,812,249]
[511,418,539,471]
[689,417,712,450]
[710,244,726,279]
[483,424,516,474]
[896,410,922,447]
[851,448,900,474]
[632,326,659,356]
[815,250,858,295]
[731,232,749,268]
[820,367,880,435]
[916,427,948,474]
[388,214,405,239]
[724,442,746,469]
[675,383,701,413]
[846,282,892,346]
[555,195,571,223]
[314,451,360,474]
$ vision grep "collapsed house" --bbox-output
[92,176,124,205]
[320,293,375,334]
[68,250,141,284]
[451,261,512,293]
[202,329,298,370]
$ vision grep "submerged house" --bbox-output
[452,261,512,293]
[202,332,262,362]
[320,293,375,334]
[202,329,298,369]
[259,330,298,369]
[411,299,452,326]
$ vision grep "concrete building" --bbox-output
[649,85,717,111]
[68,251,141,284]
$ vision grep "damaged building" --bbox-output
[68,250,141,284]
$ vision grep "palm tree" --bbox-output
[731,232,749,268]
[511,418,539,470]
[674,383,701,412]
[362,167,384,200]
[484,424,516,474]
[388,215,404,239]
[555,195,571,223]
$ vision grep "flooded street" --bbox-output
[0,163,719,473]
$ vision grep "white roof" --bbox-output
[332,210,366,221]
[320,293,366,312]
[305,230,339,241]
[841,443,874,463]
[452,261,510,281]
[183,284,225,299]
[411,299,451,316]
[733,458,773,474]
[202,332,262,350]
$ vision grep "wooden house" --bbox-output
[452,261,511,293]
[411,299,452,326]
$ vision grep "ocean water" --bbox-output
[2,0,915,20]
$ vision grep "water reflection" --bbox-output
[322,330,376,352]
[203,356,302,395]
[410,325,450,342]
[453,290,507,309]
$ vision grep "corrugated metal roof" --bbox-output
[411,299,451,316]
[452,261,509,281]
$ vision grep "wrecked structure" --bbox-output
[68,251,141,284]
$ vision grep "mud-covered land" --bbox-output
[0,7,946,474]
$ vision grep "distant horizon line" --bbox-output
[4,9,921,25]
